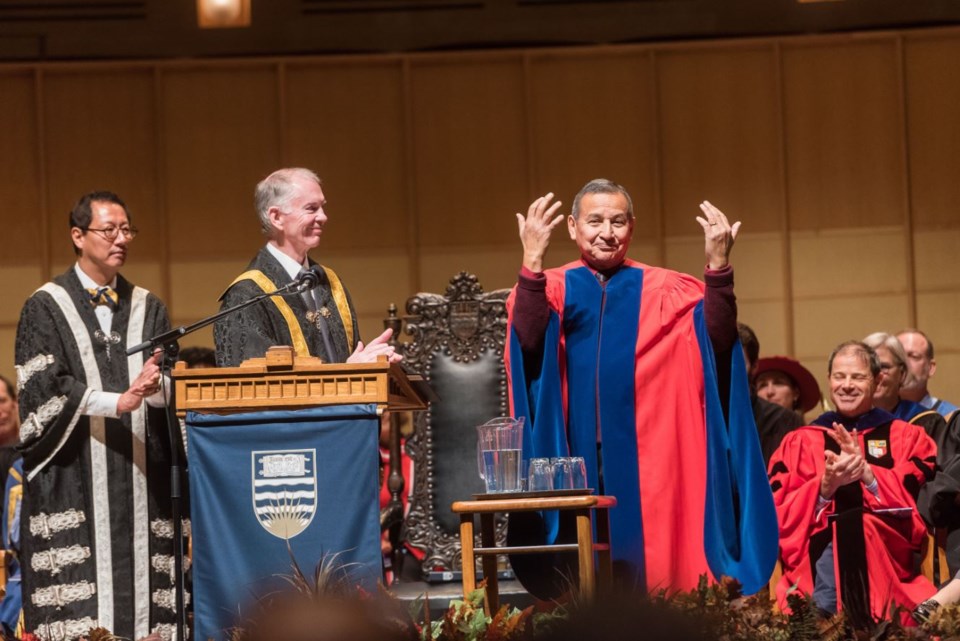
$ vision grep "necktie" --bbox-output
[299,270,337,361]
[87,287,119,310]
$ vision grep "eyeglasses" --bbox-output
[878,362,904,374]
[85,225,138,241]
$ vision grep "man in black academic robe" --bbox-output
[15,192,178,641]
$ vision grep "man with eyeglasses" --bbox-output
[215,167,398,367]
[859,332,960,577]
[768,340,936,627]
[14,191,178,640]
[861,332,949,454]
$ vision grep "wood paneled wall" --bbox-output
[2,26,960,408]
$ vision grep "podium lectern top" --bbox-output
[172,345,430,417]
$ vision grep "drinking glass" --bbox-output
[569,456,588,489]
[528,458,554,491]
[553,457,575,490]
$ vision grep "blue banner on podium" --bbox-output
[186,404,382,641]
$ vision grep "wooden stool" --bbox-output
[451,495,616,613]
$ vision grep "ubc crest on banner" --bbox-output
[252,449,318,539]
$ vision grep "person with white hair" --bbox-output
[863,332,960,577]
[862,332,948,450]
[215,168,399,367]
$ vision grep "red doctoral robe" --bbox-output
[768,414,936,623]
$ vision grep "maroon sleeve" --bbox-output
[703,265,737,353]
[513,266,549,355]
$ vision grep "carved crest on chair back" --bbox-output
[404,273,507,366]
[399,272,510,577]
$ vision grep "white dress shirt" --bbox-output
[74,264,167,418]
[265,241,309,279]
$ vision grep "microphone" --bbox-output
[295,265,323,293]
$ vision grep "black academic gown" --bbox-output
[753,395,804,464]
[214,247,360,367]
[15,269,178,641]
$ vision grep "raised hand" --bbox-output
[347,328,402,364]
[695,201,741,270]
[516,193,565,273]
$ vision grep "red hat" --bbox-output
[755,356,822,414]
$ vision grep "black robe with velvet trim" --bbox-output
[214,247,360,367]
[14,269,179,641]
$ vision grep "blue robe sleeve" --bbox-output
[695,303,780,595]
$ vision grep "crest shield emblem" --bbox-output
[449,301,480,340]
[252,449,318,539]
[867,439,888,458]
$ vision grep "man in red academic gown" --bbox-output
[769,340,936,627]
[505,179,778,596]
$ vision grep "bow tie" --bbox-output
[87,287,119,310]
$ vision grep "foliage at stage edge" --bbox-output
[14,574,960,641]
[416,585,566,641]
[417,576,960,641]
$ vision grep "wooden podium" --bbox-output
[172,345,429,416]
[172,346,430,641]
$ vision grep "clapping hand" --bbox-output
[821,450,868,499]
[347,328,402,364]
[827,422,875,485]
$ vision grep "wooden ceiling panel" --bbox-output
[657,46,782,236]
[0,72,41,265]
[284,62,408,251]
[410,57,529,248]
[782,39,904,230]
[904,35,960,229]
[528,51,658,229]
[301,0,480,13]
[162,66,281,261]
[43,68,160,264]
[0,0,146,23]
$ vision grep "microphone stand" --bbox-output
[126,278,313,641]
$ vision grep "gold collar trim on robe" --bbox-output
[319,265,354,351]
[223,270,309,358]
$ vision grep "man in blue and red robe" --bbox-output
[505,179,778,596]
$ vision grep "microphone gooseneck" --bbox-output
[295,265,323,292]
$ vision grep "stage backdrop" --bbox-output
[2,26,960,416]
[186,404,382,641]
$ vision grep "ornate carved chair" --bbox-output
[385,272,511,579]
